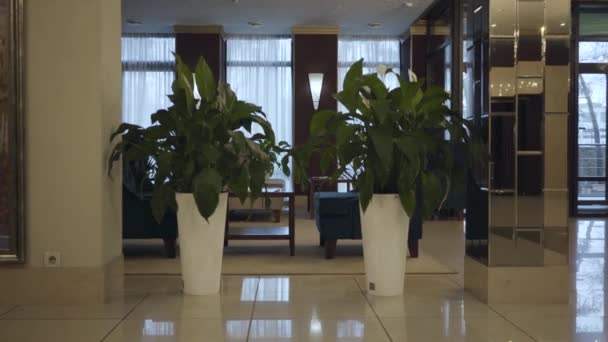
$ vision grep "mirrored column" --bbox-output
[464,0,570,304]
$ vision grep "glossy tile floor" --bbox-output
[0,219,606,341]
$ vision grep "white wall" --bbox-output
[24,0,122,268]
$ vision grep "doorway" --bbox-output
[575,6,608,215]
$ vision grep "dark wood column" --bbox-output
[401,36,411,75]
[293,28,338,193]
[174,25,226,82]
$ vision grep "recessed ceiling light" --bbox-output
[405,1,414,7]
[491,24,497,28]
[126,18,143,26]
[248,21,263,28]
[560,22,566,27]
[368,22,383,28]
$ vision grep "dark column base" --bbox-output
[163,238,177,258]
[408,239,419,258]
[320,237,325,247]
[325,239,337,259]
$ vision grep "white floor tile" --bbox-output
[382,316,534,342]
[1,295,143,320]
[248,318,390,341]
[0,319,117,342]
[104,318,249,342]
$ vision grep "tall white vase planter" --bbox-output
[176,193,228,295]
[360,194,410,296]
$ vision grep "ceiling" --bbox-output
[122,0,434,35]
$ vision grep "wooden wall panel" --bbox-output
[175,33,225,82]
[293,34,338,192]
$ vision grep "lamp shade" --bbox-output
[308,73,324,110]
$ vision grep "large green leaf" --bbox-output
[232,101,260,121]
[358,170,374,212]
[151,184,174,223]
[336,90,358,114]
[110,123,141,142]
[421,172,442,218]
[368,125,393,172]
[230,167,250,204]
[251,115,276,143]
[320,149,335,173]
[248,163,267,201]
[398,187,416,217]
[192,169,223,220]
[194,56,216,103]
[343,59,363,91]
[151,110,176,130]
[145,125,170,139]
[310,110,338,134]
[369,99,392,124]
[395,136,421,168]
[362,74,388,100]
[174,55,195,114]
[399,80,423,112]
[336,124,357,146]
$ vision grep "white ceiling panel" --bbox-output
[122,0,434,35]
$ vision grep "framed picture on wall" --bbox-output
[0,0,24,263]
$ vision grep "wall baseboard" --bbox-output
[0,256,124,305]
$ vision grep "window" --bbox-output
[122,35,175,127]
[338,36,401,97]
[226,36,293,187]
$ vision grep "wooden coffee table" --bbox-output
[224,192,296,256]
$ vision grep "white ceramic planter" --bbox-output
[360,194,410,296]
[176,192,228,295]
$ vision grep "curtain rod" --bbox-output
[338,35,402,40]
[122,33,175,38]
[225,34,292,39]
[121,33,401,40]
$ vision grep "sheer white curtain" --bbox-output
[338,36,401,96]
[122,35,175,127]
[226,36,293,187]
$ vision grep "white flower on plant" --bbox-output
[376,65,388,78]
[408,69,418,82]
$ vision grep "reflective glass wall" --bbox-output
[463,0,570,267]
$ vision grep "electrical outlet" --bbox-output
[44,252,62,268]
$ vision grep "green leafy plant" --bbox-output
[286,60,478,218]
[109,54,282,221]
